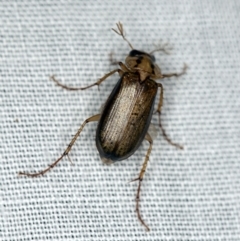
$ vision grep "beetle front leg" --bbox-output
[131,132,153,231]
[156,83,183,149]
[19,114,101,177]
[161,63,187,79]
[109,52,120,66]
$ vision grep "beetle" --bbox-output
[19,22,187,231]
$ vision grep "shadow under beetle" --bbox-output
[19,22,187,231]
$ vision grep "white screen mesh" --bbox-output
[1,1,240,240]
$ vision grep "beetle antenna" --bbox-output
[112,22,134,50]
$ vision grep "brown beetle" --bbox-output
[19,22,187,231]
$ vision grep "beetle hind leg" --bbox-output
[18,114,100,177]
[131,132,153,231]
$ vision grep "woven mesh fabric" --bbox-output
[1,1,240,240]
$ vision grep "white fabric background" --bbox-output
[1,0,240,240]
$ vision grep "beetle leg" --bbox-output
[156,83,183,149]
[118,61,132,73]
[131,132,153,231]
[112,22,134,50]
[109,55,130,75]
[18,114,101,177]
[50,68,120,91]
[109,52,120,65]
[160,63,187,79]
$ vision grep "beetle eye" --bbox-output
[129,50,156,62]
[129,49,144,57]
[150,55,155,62]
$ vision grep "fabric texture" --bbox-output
[1,1,240,240]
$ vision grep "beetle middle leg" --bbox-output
[18,114,101,177]
[131,132,153,231]
[50,68,121,91]
[156,83,183,149]
[50,61,131,91]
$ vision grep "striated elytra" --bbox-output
[96,72,158,163]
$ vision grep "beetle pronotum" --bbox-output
[19,22,187,231]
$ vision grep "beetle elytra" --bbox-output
[19,22,187,231]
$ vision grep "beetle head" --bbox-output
[125,50,162,82]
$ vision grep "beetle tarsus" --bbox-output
[130,177,150,231]
[135,178,150,231]
[19,114,101,177]
[18,152,66,177]
[161,63,187,79]
[50,71,119,91]
[129,133,153,231]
